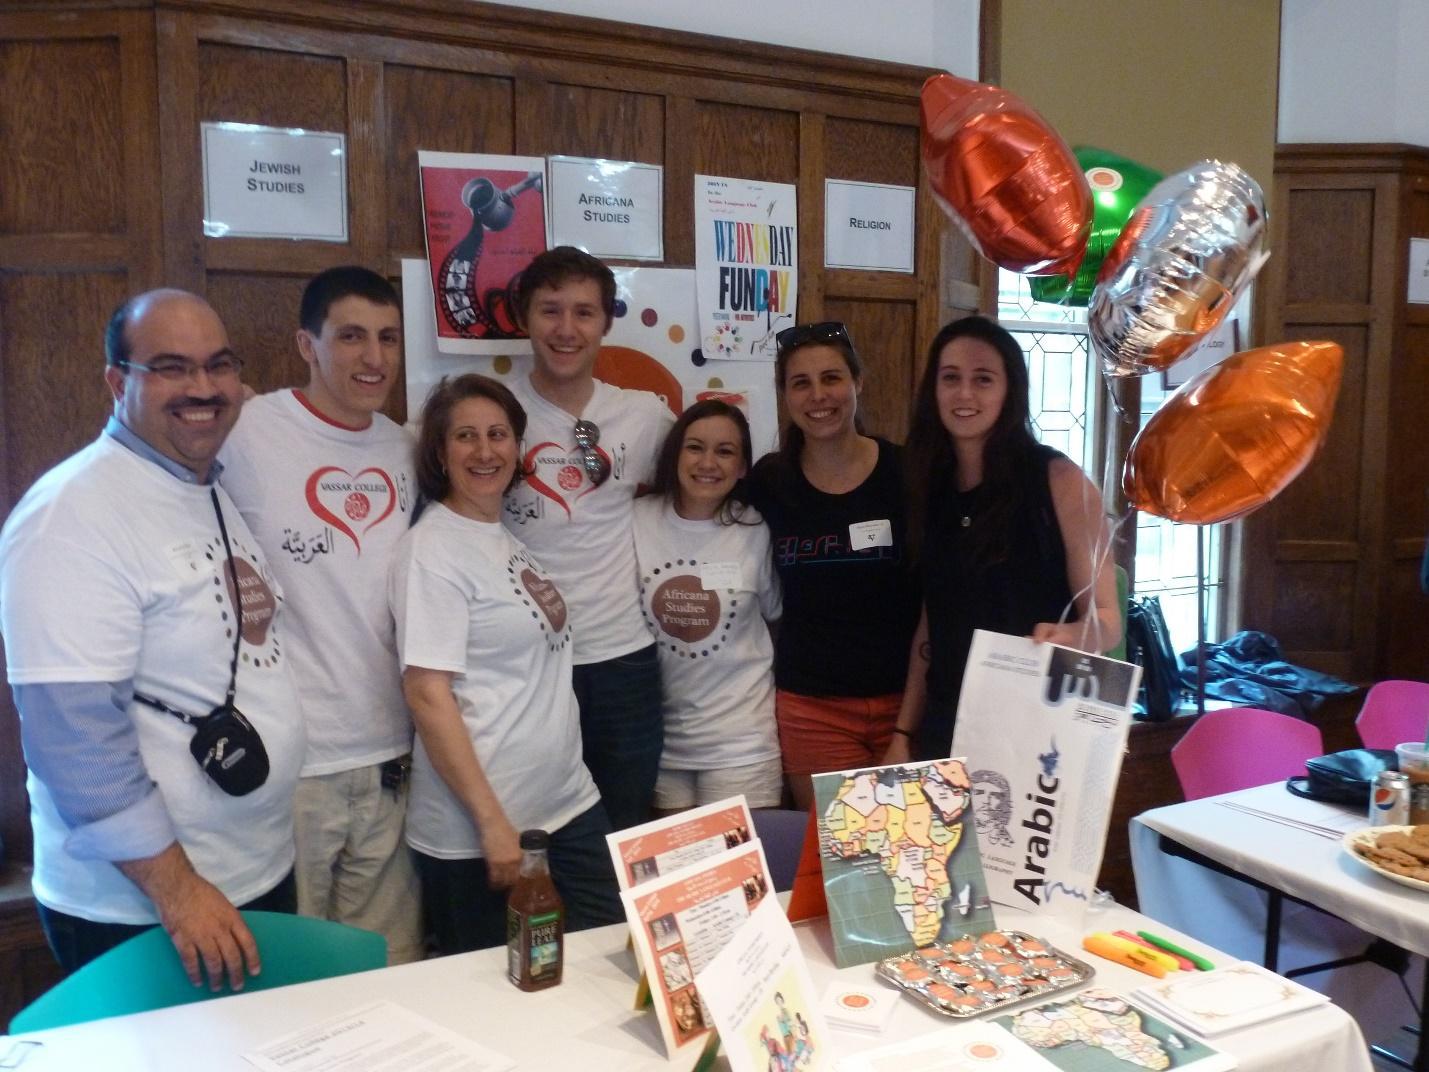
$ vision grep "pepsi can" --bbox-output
[1369,771,1411,826]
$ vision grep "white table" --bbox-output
[0,896,1369,1071]
[1133,782,1428,1069]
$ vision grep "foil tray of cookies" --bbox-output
[876,930,1095,1018]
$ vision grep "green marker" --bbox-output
[1137,930,1215,971]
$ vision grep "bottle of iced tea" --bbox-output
[507,829,564,990]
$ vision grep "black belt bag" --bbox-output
[135,487,270,797]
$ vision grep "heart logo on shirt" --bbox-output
[520,567,568,633]
[522,441,610,518]
[304,466,397,555]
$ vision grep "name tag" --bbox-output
[699,561,743,591]
[164,539,202,576]
[849,519,892,550]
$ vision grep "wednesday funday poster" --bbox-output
[694,175,797,361]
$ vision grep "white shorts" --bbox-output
[653,756,784,810]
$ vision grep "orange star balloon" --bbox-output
[1123,340,1343,525]
[920,73,1090,276]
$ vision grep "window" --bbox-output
[995,270,1223,653]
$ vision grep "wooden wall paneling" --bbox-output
[348,57,387,269]
[204,273,310,398]
[384,65,516,260]
[823,296,917,442]
[796,112,827,324]
[157,10,205,290]
[695,101,799,185]
[662,97,697,267]
[524,82,666,176]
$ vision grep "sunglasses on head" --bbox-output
[573,419,612,487]
[775,321,851,353]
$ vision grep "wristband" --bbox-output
[892,727,913,738]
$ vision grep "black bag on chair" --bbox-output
[1285,748,1398,805]
[1126,595,1181,722]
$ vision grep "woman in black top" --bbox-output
[886,316,1121,763]
[744,322,920,809]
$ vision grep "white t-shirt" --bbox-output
[631,498,782,770]
[390,504,599,858]
[0,437,306,924]
[220,390,415,775]
[502,375,674,664]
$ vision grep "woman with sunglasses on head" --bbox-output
[885,316,1121,765]
[744,323,921,810]
[632,400,782,814]
[390,374,623,954]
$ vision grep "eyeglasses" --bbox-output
[774,321,851,353]
[118,353,244,382]
[573,419,611,487]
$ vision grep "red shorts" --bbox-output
[775,689,902,777]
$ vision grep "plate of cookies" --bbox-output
[1343,824,1429,891]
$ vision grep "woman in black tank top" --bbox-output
[884,316,1121,762]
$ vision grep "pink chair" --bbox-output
[1355,679,1429,750]
[1171,707,1324,801]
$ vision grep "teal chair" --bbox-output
[10,911,387,1033]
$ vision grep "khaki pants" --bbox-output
[293,763,423,964]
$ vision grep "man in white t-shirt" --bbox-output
[502,247,674,829]
[219,267,421,964]
[0,290,305,990]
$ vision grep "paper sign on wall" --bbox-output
[694,175,798,361]
[418,151,547,355]
[824,179,915,272]
[1409,237,1429,304]
[547,156,663,261]
[201,122,347,241]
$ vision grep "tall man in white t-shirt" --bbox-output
[0,290,305,989]
[503,247,674,829]
[219,267,422,964]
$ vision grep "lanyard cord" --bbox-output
[134,488,243,724]
[210,486,243,708]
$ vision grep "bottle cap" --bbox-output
[519,829,551,850]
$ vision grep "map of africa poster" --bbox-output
[812,758,996,968]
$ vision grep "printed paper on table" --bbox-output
[547,156,663,261]
[990,988,1236,1072]
[950,631,1140,926]
[606,795,756,891]
[418,151,547,355]
[619,839,775,1057]
[1132,961,1329,1037]
[811,758,997,968]
[695,897,833,1072]
[694,175,798,362]
[833,1020,1059,1071]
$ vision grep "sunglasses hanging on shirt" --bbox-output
[134,487,270,797]
[573,419,612,487]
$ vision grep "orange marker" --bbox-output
[1082,934,1167,978]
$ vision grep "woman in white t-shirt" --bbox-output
[390,374,623,953]
[632,399,782,813]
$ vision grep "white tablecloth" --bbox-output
[1,894,1370,1071]
[1132,782,1426,1060]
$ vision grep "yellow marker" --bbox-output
[1092,932,1181,973]
[1082,934,1167,978]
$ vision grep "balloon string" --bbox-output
[1055,492,1138,655]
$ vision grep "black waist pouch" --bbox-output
[1285,747,1397,805]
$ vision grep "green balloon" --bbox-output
[1028,147,1162,307]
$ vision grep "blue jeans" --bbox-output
[38,871,297,975]
[414,802,624,955]
[572,643,663,831]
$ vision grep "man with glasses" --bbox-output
[218,266,421,964]
[503,246,674,829]
[0,290,305,988]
